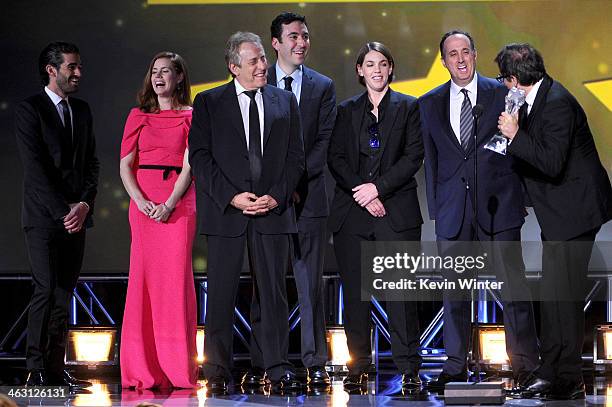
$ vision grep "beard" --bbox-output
[56,72,79,95]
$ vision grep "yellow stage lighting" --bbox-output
[196,326,205,364]
[326,326,351,368]
[471,324,509,369]
[66,328,117,365]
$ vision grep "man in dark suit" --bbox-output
[419,31,539,390]
[188,32,304,392]
[497,43,612,400]
[15,42,99,388]
[243,12,336,388]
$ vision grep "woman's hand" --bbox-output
[365,198,386,217]
[135,198,156,216]
[149,203,173,222]
[352,183,379,207]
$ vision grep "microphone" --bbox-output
[472,104,484,119]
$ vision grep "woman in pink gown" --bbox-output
[119,51,197,388]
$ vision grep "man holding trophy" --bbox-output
[419,30,539,390]
[496,43,612,400]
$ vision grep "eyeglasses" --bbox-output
[367,123,380,149]
[495,74,510,84]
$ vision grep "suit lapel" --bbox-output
[222,81,248,152]
[378,90,400,160]
[434,82,463,153]
[300,66,314,105]
[474,77,495,151]
[69,100,82,166]
[262,85,276,149]
[266,66,277,87]
[351,92,368,164]
[526,75,552,132]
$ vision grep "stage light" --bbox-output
[471,324,509,370]
[326,325,351,369]
[196,326,205,364]
[65,327,117,365]
[593,325,612,368]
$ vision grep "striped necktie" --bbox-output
[459,89,473,151]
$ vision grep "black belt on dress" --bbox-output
[138,165,182,180]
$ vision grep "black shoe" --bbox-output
[272,371,303,391]
[25,370,46,386]
[241,367,267,387]
[548,379,585,400]
[206,376,228,393]
[401,372,422,388]
[62,370,92,388]
[343,372,368,389]
[307,365,330,387]
[426,371,468,392]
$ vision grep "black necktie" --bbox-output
[244,90,262,186]
[59,99,73,167]
[459,89,473,151]
[283,76,294,92]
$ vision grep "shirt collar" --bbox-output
[234,78,263,96]
[524,78,543,107]
[450,73,478,99]
[275,63,302,87]
[366,88,391,113]
[44,86,67,106]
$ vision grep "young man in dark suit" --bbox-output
[419,31,539,390]
[497,43,612,400]
[188,31,305,392]
[15,42,99,388]
[244,12,336,388]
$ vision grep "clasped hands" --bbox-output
[352,183,386,218]
[136,199,173,223]
[63,202,89,233]
[231,192,278,215]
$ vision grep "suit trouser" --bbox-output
[333,206,422,375]
[438,195,538,379]
[250,216,328,368]
[25,227,85,374]
[203,223,292,381]
[537,227,598,383]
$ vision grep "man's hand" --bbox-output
[231,192,259,211]
[498,112,519,140]
[352,183,378,207]
[63,202,89,233]
[243,195,278,216]
[365,198,386,217]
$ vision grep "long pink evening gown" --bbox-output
[119,108,198,388]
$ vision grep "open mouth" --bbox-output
[154,81,166,88]
[457,64,468,74]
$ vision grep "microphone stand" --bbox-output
[470,104,484,383]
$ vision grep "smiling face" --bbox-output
[357,50,393,93]
[48,53,82,97]
[441,34,477,87]
[150,57,183,99]
[229,41,268,90]
[272,20,310,71]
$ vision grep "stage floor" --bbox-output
[2,368,611,406]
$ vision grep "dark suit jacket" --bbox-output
[267,65,336,218]
[419,75,525,238]
[327,89,424,233]
[15,92,99,229]
[508,75,612,240]
[188,80,305,237]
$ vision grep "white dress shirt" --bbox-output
[524,78,543,115]
[449,73,478,144]
[44,86,73,138]
[234,79,265,154]
[275,63,303,104]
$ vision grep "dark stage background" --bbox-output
[1,0,611,274]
